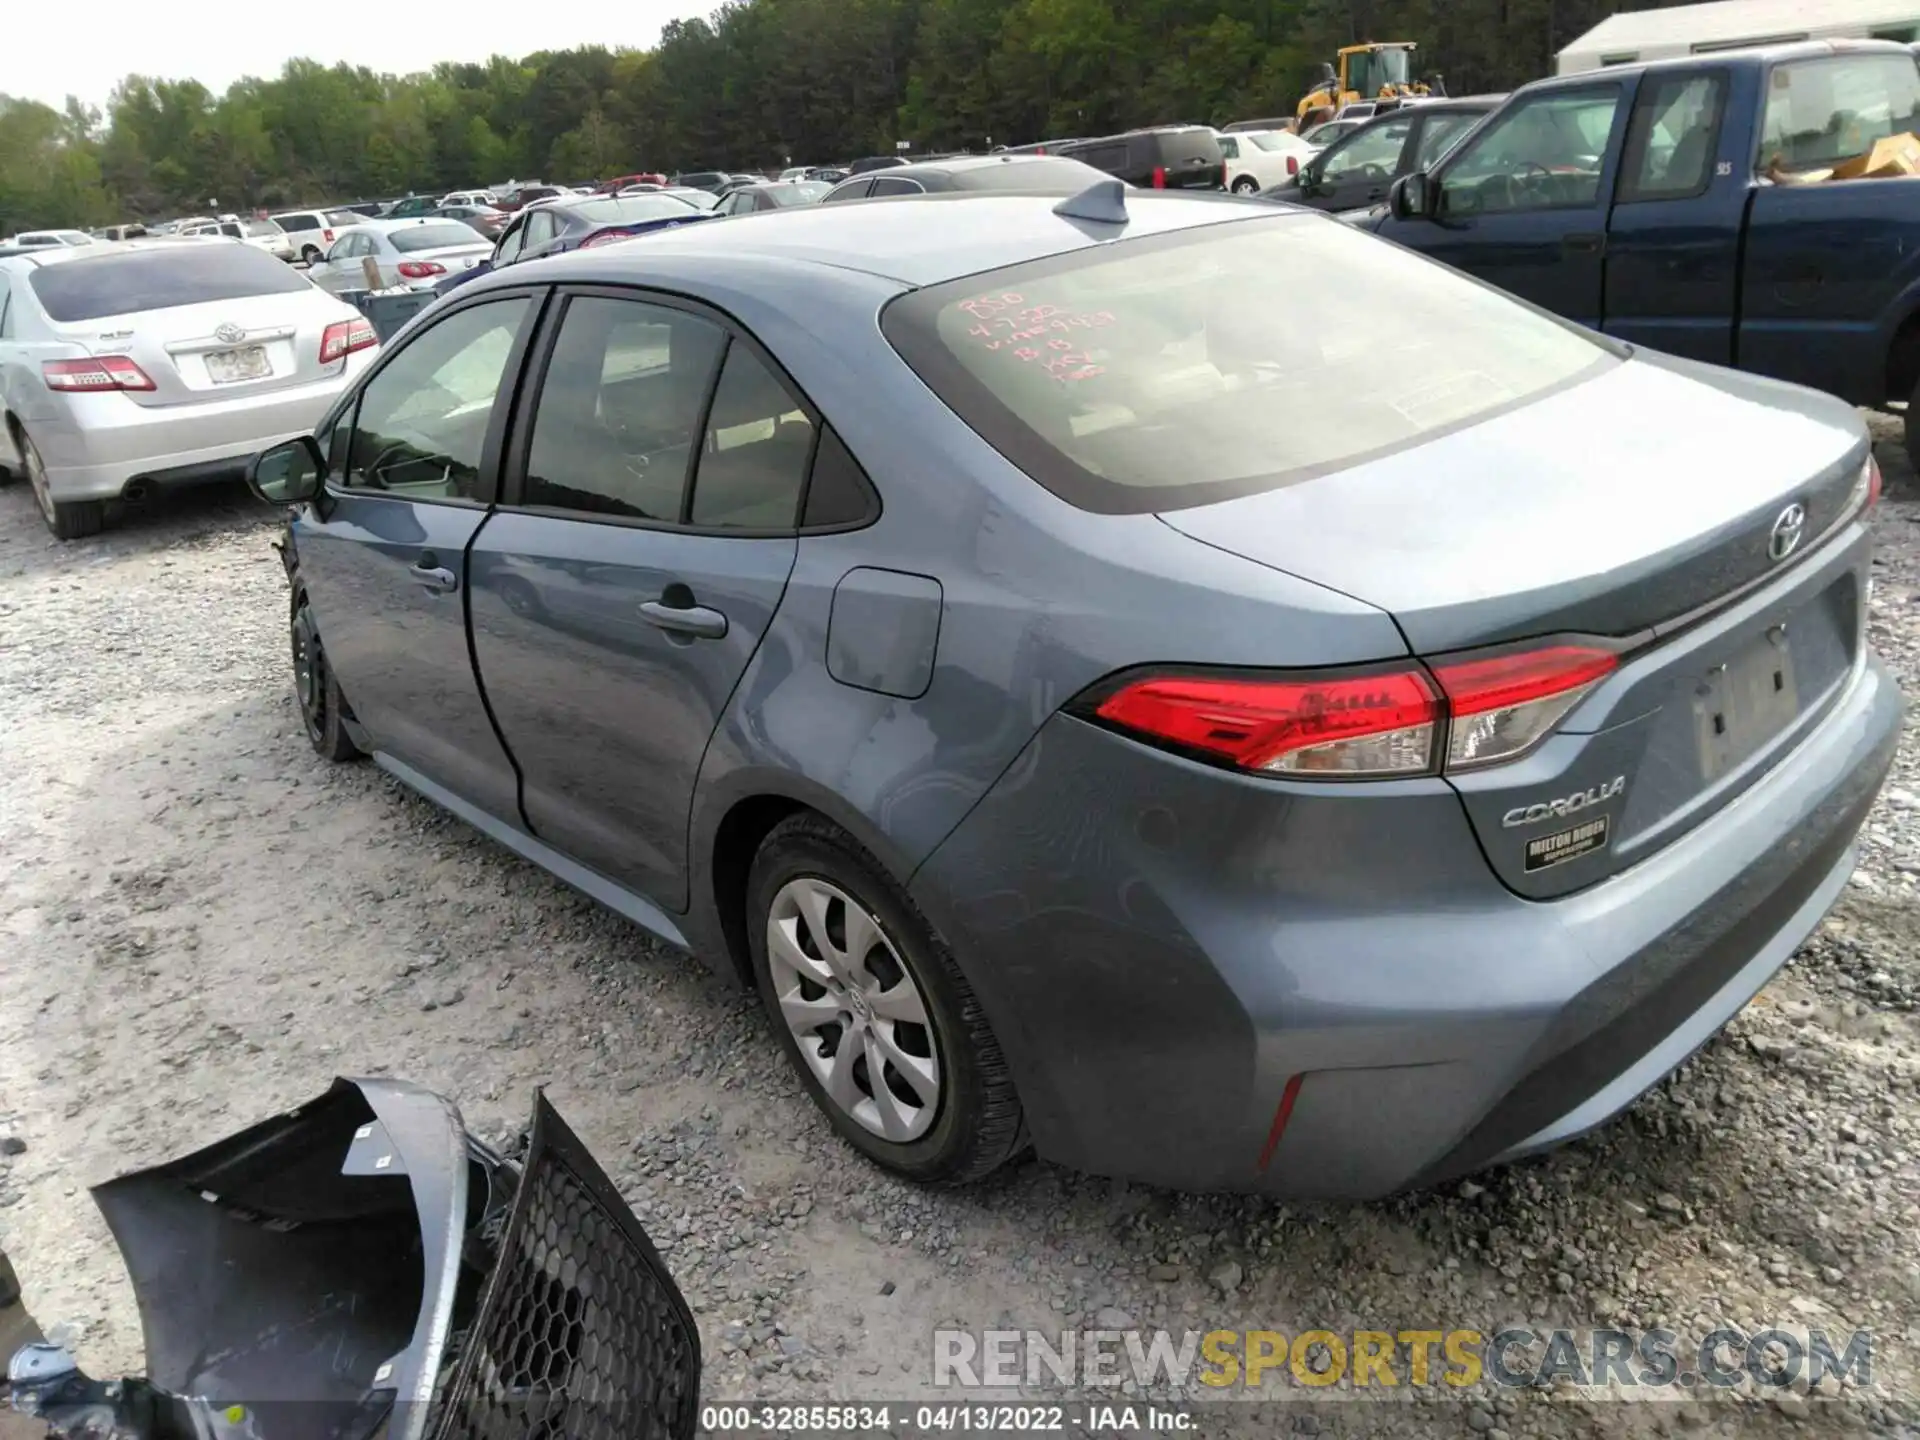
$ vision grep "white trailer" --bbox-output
[1558,0,1920,75]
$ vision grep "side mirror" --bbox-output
[248,435,325,506]
[1389,171,1432,220]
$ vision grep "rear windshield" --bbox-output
[1759,53,1920,171]
[29,245,311,322]
[573,195,699,225]
[244,219,283,236]
[327,210,363,226]
[953,158,1105,189]
[390,223,487,252]
[770,182,831,204]
[883,214,1612,514]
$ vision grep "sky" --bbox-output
[4,0,691,111]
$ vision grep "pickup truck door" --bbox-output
[1600,66,1746,366]
[1377,81,1632,329]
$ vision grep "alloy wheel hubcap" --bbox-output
[766,877,940,1142]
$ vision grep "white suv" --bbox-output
[270,209,364,265]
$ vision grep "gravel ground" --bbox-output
[1,423,1918,1440]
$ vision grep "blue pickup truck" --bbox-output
[1368,41,1920,464]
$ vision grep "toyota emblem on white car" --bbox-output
[214,322,247,344]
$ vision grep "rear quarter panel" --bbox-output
[662,255,1404,951]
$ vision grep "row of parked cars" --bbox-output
[0,38,1907,1207]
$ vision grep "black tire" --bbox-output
[302,245,321,265]
[292,596,361,762]
[747,813,1025,1185]
[19,428,103,540]
[1231,176,1260,193]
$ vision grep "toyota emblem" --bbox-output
[1767,503,1807,562]
[213,322,247,344]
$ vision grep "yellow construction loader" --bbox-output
[1296,42,1435,124]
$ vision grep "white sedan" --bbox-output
[1217,130,1317,193]
[305,220,495,295]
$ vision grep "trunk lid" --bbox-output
[1160,355,1872,896]
[1159,357,1864,654]
[56,290,357,407]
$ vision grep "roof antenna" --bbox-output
[1053,179,1130,225]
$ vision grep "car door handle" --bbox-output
[639,600,728,640]
[1562,232,1606,256]
[410,564,458,594]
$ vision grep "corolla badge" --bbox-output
[213,322,247,345]
[1768,503,1807,563]
[1502,776,1626,829]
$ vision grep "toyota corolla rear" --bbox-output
[891,206,1901,1197]
[19,243,377,503]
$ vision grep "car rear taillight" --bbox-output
[1428,644,1617,771]
[1087,641,1622,780]
[1152,165,1168,188]
[319,316,378,365]
[579,229,632,250]
[1851,454,1882,515]
[322,228,334,243]
[1287,155,1299,175]
[396,260,446,278]
[1092,668,1441,778]
[42,355,154,392]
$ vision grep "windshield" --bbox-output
[665,189,720,210]
[574,195,699,224]
[1349,46,1413,95]
[390,224,488,252]
[1760,53,1920,170]
[883,214,1610,514]
[244,219,283,237]
[30,246,311,322]
[1247,133,1292,152]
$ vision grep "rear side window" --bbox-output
[1068,142,1129,172]
[28,246,310,322]
[275,213,316,231]
[1620,71,1726,201]
[522,296,727,521]
[689,344,816,529]
[869,177,926,196]
[883,214,1611,515]
[391,224,486,252]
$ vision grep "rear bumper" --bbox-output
[909,653,1901,1198]
[31,358,371,503]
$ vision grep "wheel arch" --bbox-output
[690,773,921,991]
[1887,303,1920,408]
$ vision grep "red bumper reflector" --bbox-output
[1256,1072,1305,1172]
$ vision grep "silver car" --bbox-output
[305,221,495,296]
[0,239,377,538]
